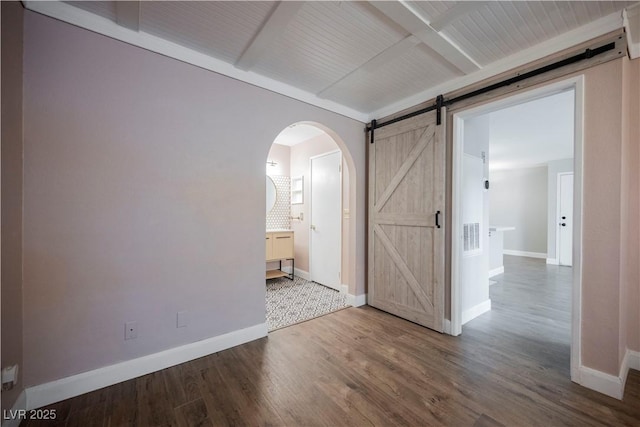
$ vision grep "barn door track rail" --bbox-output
[366,40,618,142]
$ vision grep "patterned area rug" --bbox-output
[266,276,349,331]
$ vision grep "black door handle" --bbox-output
[435,211,441,229]
[562,216,566,220]
[561,223,566,227]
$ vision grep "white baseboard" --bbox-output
[578,349,640,400]
[24,323,268,411]
[503,250,547,259]
[2,390,27,427]
[488,266,504,277]
[293,268,309,280]
[620,349,640,397]
[461,299,492,325]
[579,365,625,400]
[628,350,640,371]
[546,258,559,265]
[347,293,367,307]
[340,284,348,294]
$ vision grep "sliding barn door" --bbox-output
[368,110,445,332]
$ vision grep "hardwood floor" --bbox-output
[465,255,573,378]
[23,256,640,426]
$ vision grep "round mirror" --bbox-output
[266,176,277,213]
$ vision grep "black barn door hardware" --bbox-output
[367,41,616,143]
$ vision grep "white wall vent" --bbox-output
[463,222,481,254]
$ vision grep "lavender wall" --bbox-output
[621,57,640,356]
[631,58,640,354]
[18,6,639,393]
[580,59,623,375]
[1,0,25,410]
[22,11,365,387]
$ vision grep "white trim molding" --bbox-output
[23,1,368,122]
[461,299,492,325]
[624,3,640,59]
[578,349,640,400]
[502,250,547,259]
[2,391,27,427]
[443,319,452,335]
[578,365,625,400]
[488,266,504,278]
[347,293,367,307]
[371,11,624,119]
[451,75,585,377]
[621,349,640,396]
[546,258,560,265]
[24,323,267,411]
[23,1,624,123]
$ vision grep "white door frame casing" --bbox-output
[450,75,585,384]
[309,149,343,290]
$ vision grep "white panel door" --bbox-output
[310,151,342,290]
[558,173,573,266]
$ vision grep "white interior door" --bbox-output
[558,172,573,266]
[310,151,342,290]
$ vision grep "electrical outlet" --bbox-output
[125,321,138,340]
[2,365,18,391]
[177,311,189,328]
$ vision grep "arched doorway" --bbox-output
[264,122,356,331]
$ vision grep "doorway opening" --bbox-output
[265,122,353,331]
[451,76,583,382]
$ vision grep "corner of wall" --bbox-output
[1,0,25,412]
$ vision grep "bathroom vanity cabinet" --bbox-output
[266,231,294,280]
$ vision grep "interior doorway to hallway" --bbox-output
[451,76,583,382]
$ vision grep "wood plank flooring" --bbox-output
[22,256,640,426]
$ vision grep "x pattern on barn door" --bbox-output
[368,110,445,332]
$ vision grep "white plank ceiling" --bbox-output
[53,1,635,120]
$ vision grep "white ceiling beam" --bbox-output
[370,1,480,75]
[235,1,303,71]
[370,11,625,120]
[115,1,140,32]
[24,0,368,122]
[429,1,490,32]
[317,35,421,97]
